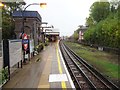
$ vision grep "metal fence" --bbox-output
[67,40,119,55]
[78,41,119,54]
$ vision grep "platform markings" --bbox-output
[58,43,76,89]
[49,74,68,82]
[56,42,67,89]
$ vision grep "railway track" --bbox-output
[59,41,119,90]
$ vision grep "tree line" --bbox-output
[84,0,120,48]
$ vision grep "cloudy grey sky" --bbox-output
[24,0,95,36]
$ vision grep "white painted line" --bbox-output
[49,74,68,82]
[58,45,75,89]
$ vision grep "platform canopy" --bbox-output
[45,32,60,35]
[12,11,42,22]
[44,28,60,36]
[1,0,26,4]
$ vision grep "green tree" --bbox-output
[2,2,25,39]
[73,30,79,41]
[86,16,94,27]
[90,1,110,23]
[84,0,120,48]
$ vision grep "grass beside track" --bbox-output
[64,41,119,80]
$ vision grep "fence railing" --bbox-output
[78,41,119,54]
[67,40,119,55]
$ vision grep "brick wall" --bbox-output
[14,17,42,46]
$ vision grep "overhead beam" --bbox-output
[41,22,48,24]
[40,26,52,28]
[45,32,60,33]
[45,32,60,35]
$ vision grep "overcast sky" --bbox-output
[24,0,96,36]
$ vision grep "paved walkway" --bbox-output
[3,41,74,89]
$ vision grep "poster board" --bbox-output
[30,39,34,53]
[9,40,22,67]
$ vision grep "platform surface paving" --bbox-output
[3,41,74,89]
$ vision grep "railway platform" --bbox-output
[2,41,75,89]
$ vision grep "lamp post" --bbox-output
[0,2,4,56]
[21,3,47,63]
[22,3,47,33]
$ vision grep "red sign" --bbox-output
[23,33,28,39]
[22,33,28,51]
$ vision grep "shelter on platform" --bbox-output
[44,28,60,42]
[12,11,42,46]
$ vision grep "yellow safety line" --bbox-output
[56,42,67,89]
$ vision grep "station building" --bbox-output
[12,11,43,46]
[78,25,88,42]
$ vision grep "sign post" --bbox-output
[22,33,30,63]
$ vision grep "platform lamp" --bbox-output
[0,2,4,47]
[0,2,4,48]
[0,2,4,27]
[0,2,4,7]
[0,2,4,59]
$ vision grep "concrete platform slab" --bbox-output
[2,41,75,89]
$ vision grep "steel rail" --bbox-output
[63,43,111,89]
[60,41,119,90]
[60,45,82,89]
[60,42,96,89]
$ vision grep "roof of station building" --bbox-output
[12,11,42,22]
